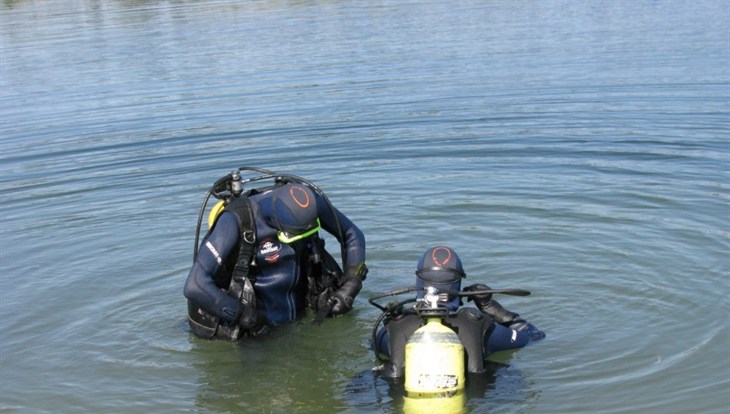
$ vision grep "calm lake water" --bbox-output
[1,0,728,413]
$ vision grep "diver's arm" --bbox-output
[506,318,545,341]
[317,199,366,274]
[464,284,546,341]
[484,323,531,355]
[480,298,545,340]
[317,198,367,315]
[183,212,242,322]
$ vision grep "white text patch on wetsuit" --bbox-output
[205,241,222,265]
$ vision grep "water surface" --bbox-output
[1,1,728,413]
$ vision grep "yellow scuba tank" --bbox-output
[404,316,465,397]
[404,287,465,398]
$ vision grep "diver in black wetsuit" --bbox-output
[373,246,544,378]
[184,169,367,339]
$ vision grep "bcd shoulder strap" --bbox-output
[444,308,495,374]
[223,196,258,331]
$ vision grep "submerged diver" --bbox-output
[372,246,544,378]
[184,168,367,339]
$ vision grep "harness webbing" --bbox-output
[224,197,258,331]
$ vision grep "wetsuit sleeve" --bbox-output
[485,323,531,355]
[316,196,366,271]
[183,211,242,322]
[507,319,546,341]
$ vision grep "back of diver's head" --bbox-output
[415,246,465,311]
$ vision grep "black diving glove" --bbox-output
[482,300,522,325]
[237,292,257,331]
[464,283,520,325]
[330,276,362,316]
[464,283,493,306]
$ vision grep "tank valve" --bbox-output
[230,169,242,196]
[424,286,441,308]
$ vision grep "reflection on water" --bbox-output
[344,361,537,414]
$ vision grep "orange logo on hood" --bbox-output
[290,186,311,209]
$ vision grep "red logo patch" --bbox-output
[260,239,282,263]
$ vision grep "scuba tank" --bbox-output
[404,286,465,397]
[369,284,532,412]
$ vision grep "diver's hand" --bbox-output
[464,283,493,306]
[329,277,362,316]
[221,305,240,322]
[464,283,521,325]
[480,299,521,325]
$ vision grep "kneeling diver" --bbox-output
[372,246,545,378]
